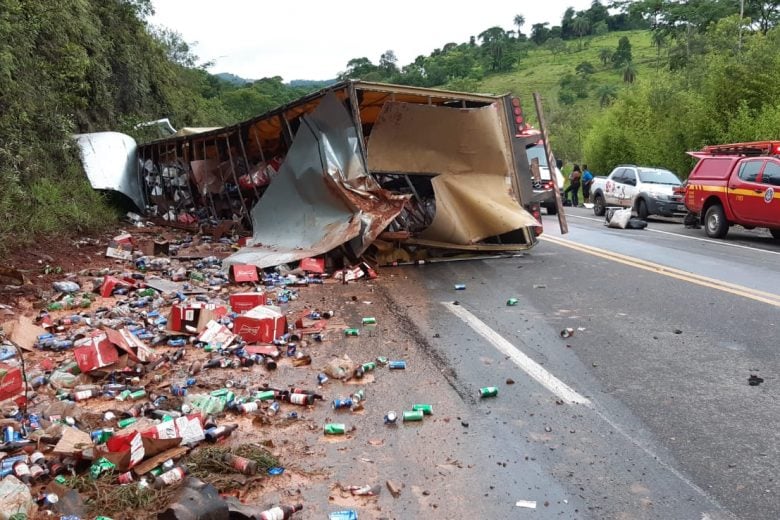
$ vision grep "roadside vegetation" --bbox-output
[2,0,780,251]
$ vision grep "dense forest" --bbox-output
[1,0,779,248]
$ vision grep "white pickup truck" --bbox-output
[590,165,686,218]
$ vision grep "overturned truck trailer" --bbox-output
[136,81,543,267]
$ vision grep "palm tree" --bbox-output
[573,17,591,50]
[623,62,637,84]
[514,14,526,34]
[596,84,618,107]
[598,48,612,67]
[650,31,666,71]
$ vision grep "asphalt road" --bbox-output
[381,206,780,519]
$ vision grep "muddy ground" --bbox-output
[1,226,492,520]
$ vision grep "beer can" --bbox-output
[412,404,433,415]
[507,298,519,306]
[312,333,324,342]
[129,389,146,400]
[239,401,259,414]
[454,283,466,290]
[317,373,329,385]
[324,423,346,435]
[332,398,353,410]
[30,451,45,465]
[384,411,397,424]
[267,401,280,416]
[402,410,424,422]
[344,328,360,336]
[118,471,134,484]
[388,360,406,370]
[361,317,376,325]
[117,417,137,429]
[255,390,275,401]
[171,385,187,397]
[29,464,45,480]
[3,426,14,443]
[286,343,297,357]
[352,389,365,403]
[479,386,499,398]
[361,362,376,372]
[376,356,388,366]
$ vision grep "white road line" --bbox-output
[563,214,780,256]
[441,301,591,405]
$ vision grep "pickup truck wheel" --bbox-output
[704,204,729,238]
[593,194,606,216]
[636,199,649,220]
[770,229,780,240]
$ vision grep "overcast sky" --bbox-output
[150,0,595,81]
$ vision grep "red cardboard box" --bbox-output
[0,363,23,401]
[168,303,227,334]
[300,257,325,274]
[73,333,120,373]
[229,264,259,283]
[233,306,287,343]
[229,292,267,313]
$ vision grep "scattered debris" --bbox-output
[748,374,764,386]
[515,499,537,509]
[560,327,574,338]
[386,479,403,498]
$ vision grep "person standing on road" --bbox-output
[581,165,593,202]
[564,164,582,207]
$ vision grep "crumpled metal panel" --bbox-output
[74,132,145,210]
[224,92,407,269]
[366,101,539,243]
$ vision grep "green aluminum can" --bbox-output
[361,362,376,372]
[412,404,433,415]
[361,317,377,325]
[507,298,519,306]
[255,390,275,401]
[117,417,137,429]
[129,389,146,400]
[479,387,499,398]
[402,410,424,422]
[376,356,388,366]
[324,423,346,435]
[344,328,360,336]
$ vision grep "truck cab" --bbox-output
[685,141,780,239]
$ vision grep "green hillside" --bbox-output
[479,30,655,106]
[474,30,658,166]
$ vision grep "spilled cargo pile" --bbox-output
[0,226,428,520]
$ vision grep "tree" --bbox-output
[576,61,596,75]
[514,14,526,36]
[596,84,618,107]
[573,16,592,49]
[599,47,612,66]
[531,22,551,45]
[612,36,633,67]
[478,26,513,72]
[546,38,566,61]
[623,61,638,83]
[651,30,667,70]
[379,50,399,75]
[593,21,609,35]
[745,1,780,34]
[339,57,378,79]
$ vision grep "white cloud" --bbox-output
[151,0,594,81]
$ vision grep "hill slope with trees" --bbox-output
[2,0,780,251]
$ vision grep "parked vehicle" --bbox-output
[525,142,565,215]
[589,165,685,218]
[684,141,780,239]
